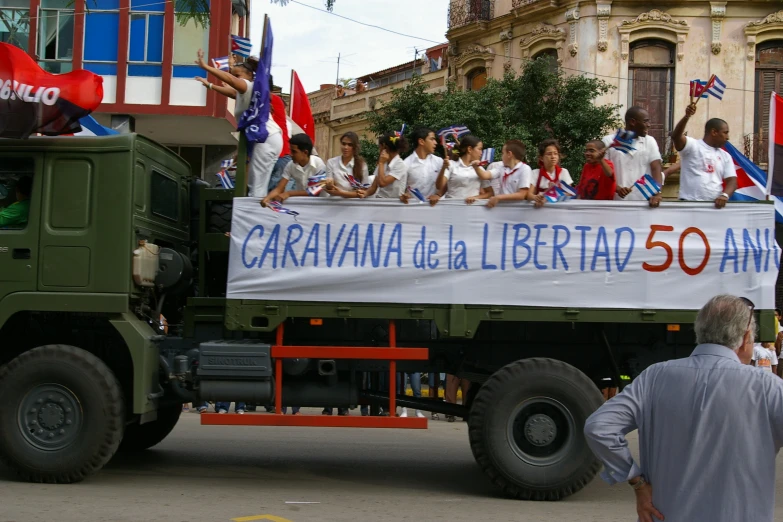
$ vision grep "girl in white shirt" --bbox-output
[364,132,409,199]
[324,131,369,199]
[531,138,573,207]
[437,135,493,201]
[194,50,283,199]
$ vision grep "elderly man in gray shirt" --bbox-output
[585,294,783,522]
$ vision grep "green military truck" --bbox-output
[0,134,776,499]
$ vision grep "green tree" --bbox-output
[360,57,620,179]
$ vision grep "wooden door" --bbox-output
[630,67,671,154]
[755,44,783,164]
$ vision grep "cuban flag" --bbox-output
[230,35,252,58]
[67,115,118,136]
[721,140,782,222]
[544,181,576,203]
[633,173,661,200]
[437,125,471,140]
[407,186,427,203]
[237,16,272,143]
[611,128,637,154]
[345,173,369,190]
[693,76,726,101]
[216,170,235,190]
[307,171,328,196]
[268,201,299,220]
[221,159,235,170]
[479,147,495,166]
[213,57,229,71]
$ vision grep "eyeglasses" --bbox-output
[739,296,755,332]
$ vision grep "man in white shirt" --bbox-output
[602,106,663,208]
[672,104,736,208]
[262,133,326,206]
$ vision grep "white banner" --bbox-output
[227,198,779,310]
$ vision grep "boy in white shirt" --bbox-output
[473,140,533,208]
[401,127,449,206]
[262,133,327,206]
[752,342,778,374]
[671,104,736,208]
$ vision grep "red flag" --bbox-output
[689,80,705,99]
[289,70,315,141]
[770,91,783,197]
[0,43,103,139]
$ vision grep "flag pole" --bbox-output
[289,69,295,118]
[692,74,715,108]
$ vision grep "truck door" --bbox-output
[0,156,40,301]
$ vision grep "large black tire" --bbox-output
[0,345,125,483]
[118,404,182,452]
[468,358,603,501]
[209,201,233,234]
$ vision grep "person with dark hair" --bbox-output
[324,131,369,198]
[262,133,326,206]
[481,139,533,208]
[194,50,283,198]
[574,140,616,200]
[401,128,449,206]
[363,131,409,199]
[531,139,573,196]
[437,134,493,201]
[602,106,663,208]
[0,176,32,228]
[671,104,735,208]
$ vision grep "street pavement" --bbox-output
[1,408,783,522]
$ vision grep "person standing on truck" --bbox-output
[602,106,663,208]
[324,131,369,199]
[262,134,327,206]
[575,140,616,200]
[434,135,493,203]
[671,104,736,208]
[0,176,31,228]
[267,90,293,194]
[530,139,572,208]
[477,139,533,208]
[194,51,283,198]
[362,132,409,199]
[585,294,783,522]
[400,127,449,206]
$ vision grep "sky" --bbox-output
[249,0,449,93]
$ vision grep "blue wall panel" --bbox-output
[128,64,162,76]
[130,0,164,12]
[83,63,118,75]
[147,15,164,62]
[83,13,119,62]
[172,65,201,78]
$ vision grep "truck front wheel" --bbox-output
[468,358,604,500]
[118,404,182,452]
[0,345,125,483]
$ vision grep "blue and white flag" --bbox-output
[480,147,495,166]
[611,128,637,154]
[407,186,427,203]
[694,76,726,101]
[437,125,471,140]
[633,174,661,200]
[221,159,235,170]
[213,56,229,71]
[307,170,328,196]
[230,35,252,58]
[216,170,235,190]
[267,201,299,220]
[544,181,576,203]
[237,17,273,143]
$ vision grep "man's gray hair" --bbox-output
[694,295,755,350]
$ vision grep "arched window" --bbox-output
[754,41,783,164]
[628,40,675,154]
[532,48,558,73]
[467,67,487,91]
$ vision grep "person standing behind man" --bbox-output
[602,106,663,208]
[585,294,783,522]
[671,104,736,208]
[268,91,293,193]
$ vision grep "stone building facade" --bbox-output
[447,0,783,165]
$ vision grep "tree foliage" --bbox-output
[361,58,621,179]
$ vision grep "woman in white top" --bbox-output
[324,131,369,199]
[531,138,573,195]
[364,132,409,199]
[436,135,493,201]
[194,50,282,198]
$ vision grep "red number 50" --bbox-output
[642,225,711,276]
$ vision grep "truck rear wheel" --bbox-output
[468,358,603,500]
[0,345,124,483]
[118,404,182,452]
[209,201,232,234]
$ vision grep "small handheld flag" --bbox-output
[690,75,725,104]
[633,174,661,200]
[307,171,328,196]
[230,35,252,58]
[407,186,427,203]
[544,182,576,203]
[267,201,299,220]
[216,170,235,190]
[705,76,726,100]
[213,57,229,71]
[611,128,637,154]
[437,125,471,140]
[221,159,236,170]
[479,148,496,166]
[344,173,370,190]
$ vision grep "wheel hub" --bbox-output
[524,413,557,446]
[18,384,82,451]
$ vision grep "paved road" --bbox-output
[2,409,782,522]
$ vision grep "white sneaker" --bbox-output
[236,409,245,414]
[400,407,408,418]
[416,410,425,418]
[218,409,228,414]
[431,413,440,420]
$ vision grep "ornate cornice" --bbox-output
[620,9,688,29]
[520,23,566,65]
[744,10,783,61]
[746,10,783,29]
[618,9,690,61]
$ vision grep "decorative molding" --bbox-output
[710,2,726,55]
[454,44,496,86]
[565,4,579,57]
[499,27,513,71]
[596,1,611,52]
[745,10,783,60]
[520,23,566,65]
[618,9,690,61]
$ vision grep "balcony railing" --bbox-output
[448,0,494,30]
[744,133,770,167]
[512,0,539,7]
